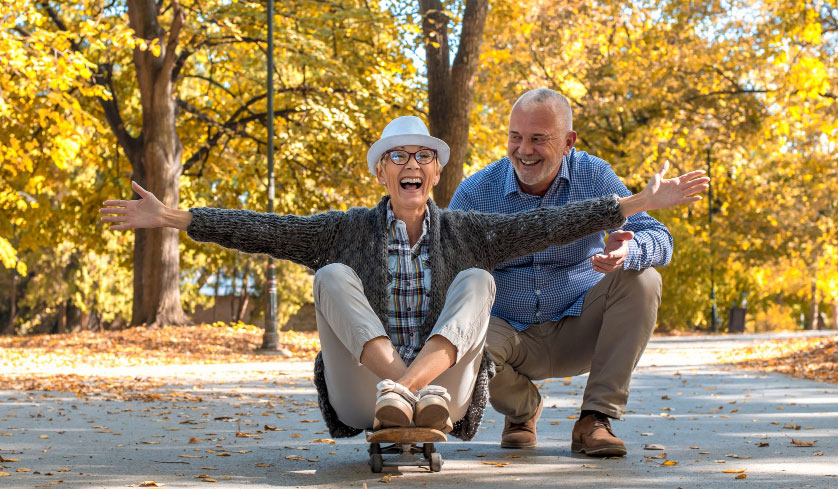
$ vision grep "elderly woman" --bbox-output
[99,116,707,440]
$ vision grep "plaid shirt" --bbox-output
[385,203,432,364]
[450,149,673,331]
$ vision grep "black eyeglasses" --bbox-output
[386,149,437,165]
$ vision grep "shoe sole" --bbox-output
[500,440,537,449]
[571,441,627,456]
[414,398,451,431]
[375,399,412,428]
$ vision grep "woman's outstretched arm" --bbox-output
[99,181,341,269]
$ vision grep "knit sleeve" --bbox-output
[464,194,626,269]
[186,207,341,269]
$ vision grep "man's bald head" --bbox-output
[511,88,573,131]
[506,88,577,196]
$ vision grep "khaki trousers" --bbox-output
[487,268,661,423]
[314,263,495,430]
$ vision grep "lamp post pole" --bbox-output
[707,143,717,333]
[701,115,720,333]
[259,0,279,352]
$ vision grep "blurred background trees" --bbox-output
[1,0,835,334]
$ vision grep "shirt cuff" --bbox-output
[622,238,643,270]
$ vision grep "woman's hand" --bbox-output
[100,181,184,231]
[641,160,709,211]
[618,161,709,217]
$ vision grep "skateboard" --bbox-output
[365,427,446,473]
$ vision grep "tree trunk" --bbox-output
[57,300,68,334]
[807,278,818,330]
[122,1,188,327]
[3,268,17,335]
[213,268,221,323]
[419,0,489,208]
[832,299,837,330]
[235,263,251,323]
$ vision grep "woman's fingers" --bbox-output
[131,180,150,197]
[657,159,670,177]
[102,199,131,207]
[99,207,126,215]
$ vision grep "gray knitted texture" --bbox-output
[187,194,625,439]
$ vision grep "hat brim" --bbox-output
[367,134,450,174]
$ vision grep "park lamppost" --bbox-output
[701,115,720,332]
[259,0,279,352]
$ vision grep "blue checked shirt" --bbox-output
[385,203,432,364]
[449,149,673,331]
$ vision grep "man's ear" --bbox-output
[564,131,578,155]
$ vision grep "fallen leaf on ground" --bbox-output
[254,463,273,467]
[310,439,335,444]
[644,444,666,450]
[482,461,508,467]
[662,460,677,466]
[582,464,597,469]
[379,474,392,482]
[16,468,31,472]
[189,437,201,444]
[735,474,747,479]
[0,456,20,462]
[723,469,746,473]
[757,442,769,447]
[791,439,816,447]
[138,482,161,487]
[179,455,202,459]
[0,472,10,477]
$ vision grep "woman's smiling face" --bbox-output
[376,145,441,214]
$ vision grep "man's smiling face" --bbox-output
[507,102,576,196]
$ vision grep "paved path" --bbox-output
[1,331,836,488]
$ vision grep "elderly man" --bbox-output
[449,88,673,456]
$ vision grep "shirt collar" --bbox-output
[503,148,575,197]
[386,201,430,235]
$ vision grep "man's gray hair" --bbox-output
[512,88,573,130]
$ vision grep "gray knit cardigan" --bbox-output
[186,194,625,440]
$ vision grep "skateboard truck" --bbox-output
[366,427,446,473]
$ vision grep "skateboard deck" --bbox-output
[366,427,446,473]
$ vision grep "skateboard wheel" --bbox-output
[423,442,434,458]
[369,442,381,455]
[370,453,383,473]
[429,452,442,472]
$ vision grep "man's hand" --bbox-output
[590,230,634,273]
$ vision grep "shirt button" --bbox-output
[535,290,541,295]
[535,311,541,317]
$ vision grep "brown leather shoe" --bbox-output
[571,412,627,456]
[501,398,543,449]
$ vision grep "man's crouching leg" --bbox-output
[570,267,661,457]
[486,317,551,449]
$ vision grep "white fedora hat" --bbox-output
[366,116,450,174]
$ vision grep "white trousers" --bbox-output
[314,263,495,430]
